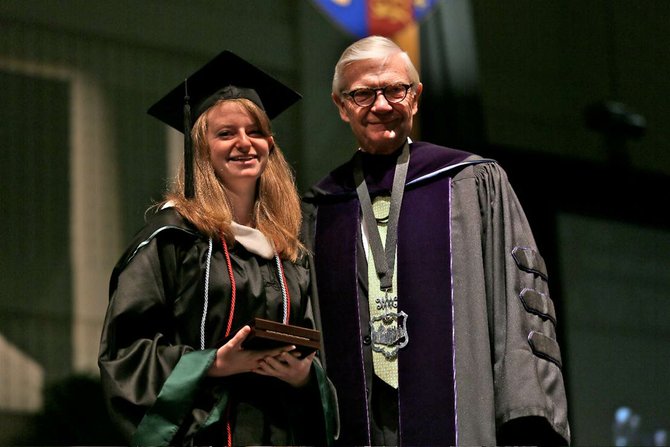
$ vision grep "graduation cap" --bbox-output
[147,50,302,198]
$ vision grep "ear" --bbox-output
[332,92,351,123]
[411,82,423,116]
[268,136,275,152]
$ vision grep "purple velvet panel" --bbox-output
[314,199,371,445]
[396,177,455,445]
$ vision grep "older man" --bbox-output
[303,36,570,446]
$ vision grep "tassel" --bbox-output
[183,79,195,198]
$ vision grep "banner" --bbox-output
[312,0,439,38]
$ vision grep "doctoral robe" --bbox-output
[302,141,570,446]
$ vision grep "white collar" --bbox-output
[231,222,275,259]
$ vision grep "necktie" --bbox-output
[367,196,399,389]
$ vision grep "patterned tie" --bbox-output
[367,196,399,389]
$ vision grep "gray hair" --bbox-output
[332,35,420,96]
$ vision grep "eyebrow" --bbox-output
[348,80,410,89]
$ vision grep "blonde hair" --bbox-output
[162,98,304,261]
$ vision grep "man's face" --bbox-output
[332,53,422,155]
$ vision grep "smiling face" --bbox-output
[206,101,273,195]
[332,53,423,155]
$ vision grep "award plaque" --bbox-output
[242,318,321,356]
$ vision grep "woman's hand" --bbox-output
[207,326,294,377]
[254,350,316,388]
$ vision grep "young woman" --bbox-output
[98,51,336,446]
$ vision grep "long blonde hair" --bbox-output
[163,98,304,261]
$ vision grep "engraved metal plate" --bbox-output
[370,310,408,359]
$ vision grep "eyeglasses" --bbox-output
[342,83,413,107]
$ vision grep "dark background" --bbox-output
[1,1,668,445]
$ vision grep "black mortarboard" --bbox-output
[147,50,302,197]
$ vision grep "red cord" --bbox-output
[226,407,232,446]
[221,234,236,445]
[221,234,236,338]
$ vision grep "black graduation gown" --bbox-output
[98,208,337,446]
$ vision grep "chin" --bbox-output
[364,138,400,154]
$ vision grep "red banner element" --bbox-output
[367,0,414,37]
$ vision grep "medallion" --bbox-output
[370,310,409,359]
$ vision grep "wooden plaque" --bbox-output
[242,318,321,356]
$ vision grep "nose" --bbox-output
[236,130,252,150]
[371,90,392,111]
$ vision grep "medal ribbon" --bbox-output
[354,141,410,292]
[367,196,400,388]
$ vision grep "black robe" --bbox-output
[302,141,570,446]
[98,208,337,446]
